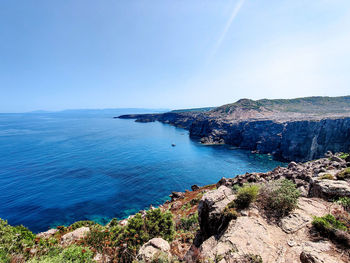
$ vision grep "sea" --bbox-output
[0,110,285,233]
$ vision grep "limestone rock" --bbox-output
[198,186,235,240]
[191,184,200,191]
[300,241,338,263]
[169,191,185,201]
[280,213,310,234]
[37,228,58,239]
[331,156,344,163]
[311,179,350,199]
[137,238,171,262]
[60,227,90,246]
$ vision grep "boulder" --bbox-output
[191,184,200,191]
[331,156,344,163]
[169,191,185,201]
[60,227,90,246]
[197,186,235,240]
[137,238,171,262]
[310,179,350,199]
[300,241,338,263]
[324,151,333,158]
[37,228,58,239]
[288,161,298,169]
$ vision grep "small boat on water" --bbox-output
[171,143,176,147]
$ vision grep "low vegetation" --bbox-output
[337,197,350,212]
[337,168,350,180]
[234,184,260,209]
[259,179,300,217]
[1,208,175,263]
[319,174,335,180]
[339,153,350,160]
[28,245,94,263]
[312,214,347,234]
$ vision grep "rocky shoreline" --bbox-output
[118,112,350,162]
[118,97,350,162]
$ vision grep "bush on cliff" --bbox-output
[118,208,175,262]
[178,213,199,232]
[260,179,300,217]
[319,174,335,180]
[0,218,35,262]
[337,197,350,212]
[337,168,350,180]
[28,245,94,263]
[68,220,97,231]
[234,184,260,209]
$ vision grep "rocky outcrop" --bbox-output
[310,179,350,199]
[60,227,90,246]
[195,197,344,263]
[36,228,58,239]
[197,186,235,241]
[137,238,171,262]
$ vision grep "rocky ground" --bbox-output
[140,151,350,262]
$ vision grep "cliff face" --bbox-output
[119,112,350,162]
[118,96,350,162]
[189,117,350,162]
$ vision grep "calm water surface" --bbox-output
[0,111,285,232]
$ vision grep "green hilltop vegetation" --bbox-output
[211,95,350,114]
[170,107,215,113]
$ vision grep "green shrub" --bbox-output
[260,179,300,217]
[107,218,119,227]
[190,198,201,206]
[68,220,97,231]
[337,197,350,212]
[319,174,334,180]
[178,213,199,231]
[312,214,347,234]
[145,209,175,242]
[223,207,239,221]
[339,153,349,159]
[235,184,260,209]
[0,218,35,261]
[337,168,350,180]
[28,245,93,263]
[83,227,110,253]
[118,209,175,262]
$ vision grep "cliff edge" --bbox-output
[118,96,350,162]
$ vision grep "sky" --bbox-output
[0,0,350,112]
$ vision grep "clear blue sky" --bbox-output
[1,0,350,112]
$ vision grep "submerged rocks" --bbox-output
[137,238,171,262]
[60,227,90,246]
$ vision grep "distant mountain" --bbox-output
[26,108,169,115]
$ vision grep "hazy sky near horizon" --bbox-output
[1,0,350,112]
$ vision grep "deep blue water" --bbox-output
[0,111,285,233]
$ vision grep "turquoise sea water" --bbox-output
[0,111,285,232]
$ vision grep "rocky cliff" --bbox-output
[118,96,350,162]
